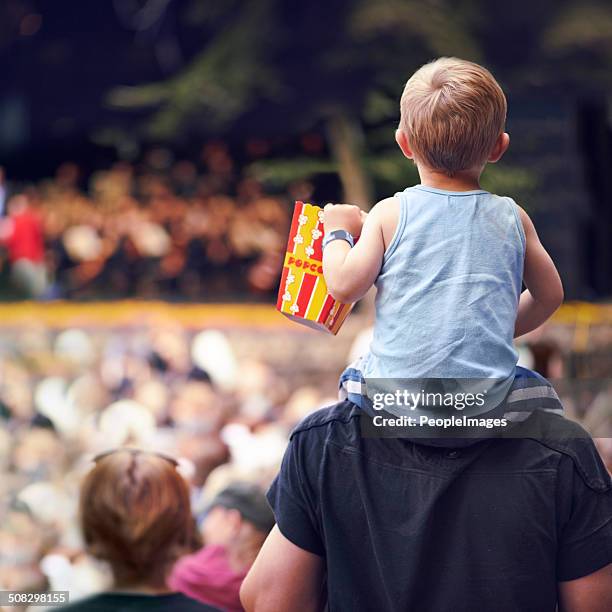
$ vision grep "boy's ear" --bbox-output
[395,129,415,160]
[488,132,510,163]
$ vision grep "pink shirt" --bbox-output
[169,545,247,612]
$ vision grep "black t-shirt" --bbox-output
[59,592,220,612]
[267,401,612,612]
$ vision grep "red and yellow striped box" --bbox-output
[276,201,353,334]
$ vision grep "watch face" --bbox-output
[323,230,352,249]
[329,230,354,248]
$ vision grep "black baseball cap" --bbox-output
[208,482,275,533]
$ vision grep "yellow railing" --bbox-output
[0,301,293,329]
[0,301,609,334]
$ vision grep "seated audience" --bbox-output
[0,145,292,300]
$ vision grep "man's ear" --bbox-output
[227,508,243,534]
[395,129,415,160]
[488,132,510,163]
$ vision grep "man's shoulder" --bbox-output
[290,406,611,493]
[512,411,611,492]
[290,400,360,440]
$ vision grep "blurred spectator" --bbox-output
[527,339,565,380]
[0,194,47,298]
[59,448,220,611]
[594,437,612,474]
[170,482,274,612]
[583,383,612,438]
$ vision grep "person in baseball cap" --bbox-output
[169,482,274,612]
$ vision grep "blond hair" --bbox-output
[399,57,507,176]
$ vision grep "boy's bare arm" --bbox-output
[322,200,388,304]
[514,206,564,338]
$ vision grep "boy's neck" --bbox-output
[417,165,483,192]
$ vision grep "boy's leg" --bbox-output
[504,366,564,422]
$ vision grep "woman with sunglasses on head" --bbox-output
[60,449,221,611]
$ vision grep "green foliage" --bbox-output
[480,165,538,205]
[108,0,280,138]
[349,0,481,62]
[107,0,488,142]
[105,0,612,206]
[248,158,338,187]
[247,148,421,198]
[544,3,612,53]
[365,150,419,193]
[539,2,612,89]
[363,90,399,124]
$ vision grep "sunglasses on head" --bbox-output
[92,448,179,467]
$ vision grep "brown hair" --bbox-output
[80,450,194,587]
[399,57,507,176]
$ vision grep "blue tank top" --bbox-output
[361,185,525,409]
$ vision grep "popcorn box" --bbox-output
[276,201,353,334]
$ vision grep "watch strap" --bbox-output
[322,229,355,250]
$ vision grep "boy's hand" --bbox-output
[323,203,367,237]
[322,199,385,304]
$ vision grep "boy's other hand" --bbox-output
[323,203,367,237]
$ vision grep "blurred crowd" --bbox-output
[0,144,306,300]
[0,318,610,607]
[0,319,612,597]
[0,321,337,606]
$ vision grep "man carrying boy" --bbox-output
[241,58,612,611]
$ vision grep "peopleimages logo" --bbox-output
[371,414,509,429]
[372,389,487,411]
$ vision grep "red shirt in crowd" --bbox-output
[169,545,247,612]
[4,209,45,263]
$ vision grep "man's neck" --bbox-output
[111,579,173,595]
[417,165,483,192]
